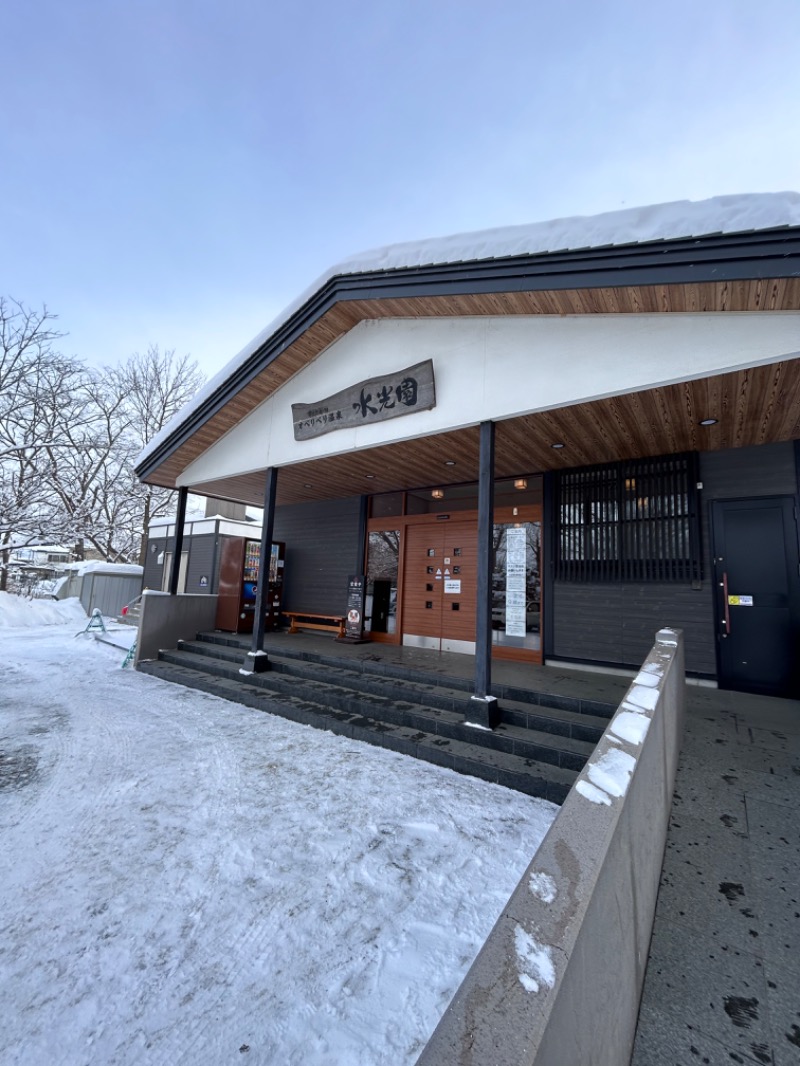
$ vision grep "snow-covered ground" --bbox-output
[0,596,557,1065]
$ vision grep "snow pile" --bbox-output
[0,622,557,1065]
[623,683,660,712]
[587,748,636,798]
[575,779,612,806]
[137,191,800,471]
[0,592,86,627]
[528,871,558,904]
[576,746,638,807]
[514,925,556,994]
[610,710,651,747]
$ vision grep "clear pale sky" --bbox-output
[2,0,798,378]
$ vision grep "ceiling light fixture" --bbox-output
[431,488,445,500]
[514,478,528,490]
[698,418,718,427]
[444,460,456,466]
[304,483,313,488]
[551,442,565,450]
[365,474,375,479]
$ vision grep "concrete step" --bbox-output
[162,645,595,774]
[138,657,577,803]
[194,631,616,722]
[177,638,608,749]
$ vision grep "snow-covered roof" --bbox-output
[148,510,208,528]
[61,561,144,576]
[147,512,258,532]
[9,542,73,554]
[138,192,800,472]
[330,191,800,274]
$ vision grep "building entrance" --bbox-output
[364,482,543,663]
[402,521,478,653]
[712,496,800,697]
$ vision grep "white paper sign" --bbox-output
[444,579,461,594]
[505,527,527,637]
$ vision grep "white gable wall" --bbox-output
[180,313,800,487]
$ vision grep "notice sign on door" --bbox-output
[505,527,527,637]
[728,595,754,606]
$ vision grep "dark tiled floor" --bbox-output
[632,689,800,1066]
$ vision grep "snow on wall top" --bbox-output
[138,192,800,472]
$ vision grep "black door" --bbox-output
[711,496,800,697]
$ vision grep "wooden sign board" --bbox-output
[292,359,435,441]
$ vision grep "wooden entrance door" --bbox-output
[402,521,478,652]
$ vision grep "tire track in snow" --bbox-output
[87,675,264,1066]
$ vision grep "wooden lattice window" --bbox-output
[555,453,702,582]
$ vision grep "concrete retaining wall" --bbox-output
[134,591,219,666]
[416,628,686,1066]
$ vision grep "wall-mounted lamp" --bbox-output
[514,478,528,490]
[431,488,445,500]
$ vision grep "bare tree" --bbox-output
[108,345,205,564]
[0,299,91,589]
[1,300,205,580]
[46,345,205,565]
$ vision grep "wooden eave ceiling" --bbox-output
[146,277,800,503]
[189,355,800,510]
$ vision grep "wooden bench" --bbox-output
[285,612,346,638]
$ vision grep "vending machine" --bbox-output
[215,537,285,634]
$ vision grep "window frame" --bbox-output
[554,452,702,583]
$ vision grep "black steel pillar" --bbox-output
[246,467,279,673]
[542,470,555,660]
[469,420,500,727]
[356,494,369,575]
[168,487,189,595]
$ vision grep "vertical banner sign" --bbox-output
[505,527,527,638]
[346,575,366,639]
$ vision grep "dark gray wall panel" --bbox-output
[700,441,796,499]
[273,496,362,614]
[142,539,166,590]
[552,582,715,674]
[184,534,217,594]
[143,530,218,594]
[551,442,797,676]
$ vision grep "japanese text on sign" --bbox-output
[292,360,436,441]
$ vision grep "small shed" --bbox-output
[55,562,144,617]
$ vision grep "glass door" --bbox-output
[365,530,400,636]
[491,509,542,662]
